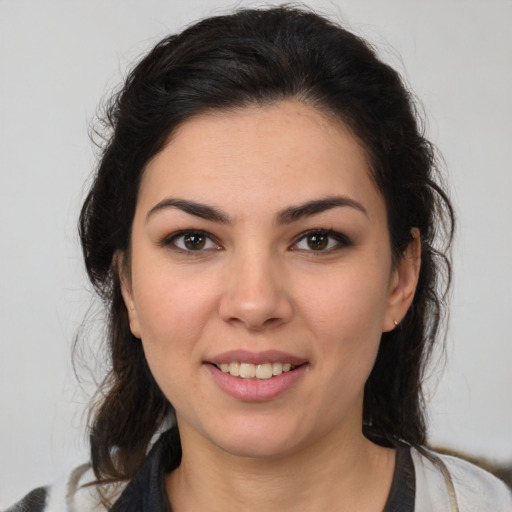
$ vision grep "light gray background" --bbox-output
[1,0,511,506]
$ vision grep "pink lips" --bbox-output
[207,349,307,367]
[205,350,308,401]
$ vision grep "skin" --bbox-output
[120,101,421,511]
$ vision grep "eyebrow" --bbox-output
[146,198,232,224]
[276,196,368,224]
[146,195,367,225]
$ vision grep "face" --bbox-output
[121,101,419,459]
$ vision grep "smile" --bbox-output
[215,362,296,380]
[207,359,307,401]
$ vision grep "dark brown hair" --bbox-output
[79,5,454,485]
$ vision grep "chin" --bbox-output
[215,434,297,460]
[201,415,305,460]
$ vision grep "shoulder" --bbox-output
[411,447,512,511]
[4,464,126,512]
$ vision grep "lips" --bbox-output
[205,350,308,401]
[216,361,295,379]
[207,349,306,367]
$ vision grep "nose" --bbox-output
[218,249,293,331]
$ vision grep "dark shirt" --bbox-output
[110,427,415,511]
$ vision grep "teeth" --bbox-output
[239,363,256,379]
[229,361,240,377]
[272,362,283,376]
[255,363,273,379]
[217,362,296,379]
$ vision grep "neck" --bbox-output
[166,423,395,512]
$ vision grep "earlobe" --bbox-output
[115,251,142,339]
[383,229,421,332]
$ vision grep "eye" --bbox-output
[292,229,352,252]
[163,230,221,252]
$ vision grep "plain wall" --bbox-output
[1,0,511,505]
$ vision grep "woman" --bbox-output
[7,5,511,511]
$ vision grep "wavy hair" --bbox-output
[79,5,454,485]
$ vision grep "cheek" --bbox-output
[132,264,218,343]
[132,270,217,405]
[297,267,390,338]
[295,264,390,384]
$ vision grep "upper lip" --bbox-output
[206,349,307,366]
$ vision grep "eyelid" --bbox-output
[158,229,222,252]
[291,229,353,252]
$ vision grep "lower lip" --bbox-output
[205,364,308,401]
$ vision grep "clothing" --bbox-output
[5,427,511,511]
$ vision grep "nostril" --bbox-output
[218,268,293,329]
[229,316,284,331]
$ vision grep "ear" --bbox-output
[115,251,142,339]
[383,229,421,332]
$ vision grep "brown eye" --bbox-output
[184,233,206,250]
[165,230,221,252]
[293,229,352,253]
[307,233,328,250]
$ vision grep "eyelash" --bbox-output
[291,229,353,253]
[158,228,352,254]
[158,230,222,254]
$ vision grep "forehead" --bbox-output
[138,101,382,219]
